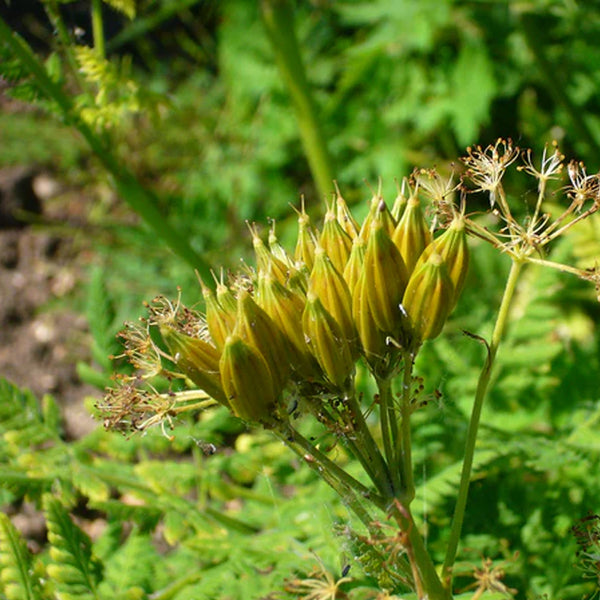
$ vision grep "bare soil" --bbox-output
[0,166,97,439]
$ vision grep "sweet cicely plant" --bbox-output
[99,140,600,599]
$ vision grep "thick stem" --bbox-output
[260,0,335,200]
[388,502,447,600]
[441,259,523,589]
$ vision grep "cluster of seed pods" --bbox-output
[156,186,469,422]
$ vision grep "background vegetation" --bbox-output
[1,1,600,598]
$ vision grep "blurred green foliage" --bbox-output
[1,0,600,598]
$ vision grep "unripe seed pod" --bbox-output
[352,272,389,368]
[334,182,359,239]
[392,194,432,275]
[268,221,292,265]
[391,179,408,221]
[220,335,276,421]
[303,292,354,390]
[159,325,228,406]
[363,215,409,335]
[294,202,316,272]
[309,246,357,353]
[320,206,353,275]
[235,290,290,395]
[402,251,454,343]
[359,196,396,243]
[201,279,236,351]
[414,214,469,308]
[256,271,320,379]
[343,235,366,296]
[250,225,288,284]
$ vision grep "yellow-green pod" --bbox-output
[235,290,290,394]
[391,179,408,221]
[302,292,354,390]
[392,194,432,275]
[363,217,408,335]
[309,245,357,352]
[250,225,289,284]
[268,221,292,266]
[201,279,236,351]
[320,206,353,275]
[343,235,366,296]
[414,214,469,307]
[294,202,316,272]
[159,325,227,406]
[335,183,359,239]
[256,271,320,379]
[359,196,396,243]
[402,251,454,343]
[351,272,389,369]
[220,335,276,421]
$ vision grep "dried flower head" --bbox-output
[462,138,519,208]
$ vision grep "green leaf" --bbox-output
[44,496,103,600]
[0,513,42,600]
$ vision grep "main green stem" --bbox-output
[441,259,523,589]
[260,0,335,200]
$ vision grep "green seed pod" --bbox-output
[414,214,469,307]
[363,215,409,335]
[220,335,276,421]
[391,178,408,221]
[235,289,290,394]
[320,205,353,275]
[268,221,292,265]
[294,202,316,272]
[402,251,454,343]
[201,279,236,351]
[302,292,354,390]
[352,271,389,368]
[256,270,320,379]
[159,325,228,406]
[392,194,432,275]
[309,245,357,353]
[343,235,366,296]
[334,182,359,239]
[359,196,396,243]
[250,225,289,284]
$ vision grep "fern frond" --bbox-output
[86,266,119,370]
[413,447,504,519]
[103,0,136,19]
[44,496,103,600]
[0,513,42,600]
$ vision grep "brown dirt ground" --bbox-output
[0,166,97,439]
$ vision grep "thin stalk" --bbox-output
[260,0,335,200]
[91,0,106,59]
[441,259,523,589]
[286,424,382,506]
[0,16,212,282]
[398,352,415,504]
[376,376,402,495]
[273,429,380,531]
[345,391,395,498]
[44,0,86,88]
